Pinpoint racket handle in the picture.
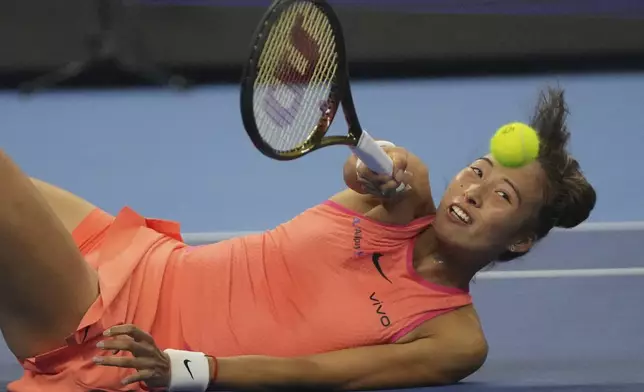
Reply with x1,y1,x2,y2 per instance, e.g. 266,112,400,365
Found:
350,130,394,175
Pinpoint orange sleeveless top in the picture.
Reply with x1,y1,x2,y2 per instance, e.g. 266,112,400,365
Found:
177,200,472,357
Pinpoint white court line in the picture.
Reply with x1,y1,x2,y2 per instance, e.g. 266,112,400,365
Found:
557,221,644,232
183,232,259,244
182,221,644,244
476,267,644,279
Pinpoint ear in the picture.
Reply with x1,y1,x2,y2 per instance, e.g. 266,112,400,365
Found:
507,236,535,253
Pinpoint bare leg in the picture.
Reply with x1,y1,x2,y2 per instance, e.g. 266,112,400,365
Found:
0,150,99,359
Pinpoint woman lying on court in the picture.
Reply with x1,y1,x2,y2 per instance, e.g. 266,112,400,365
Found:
2,87,595,391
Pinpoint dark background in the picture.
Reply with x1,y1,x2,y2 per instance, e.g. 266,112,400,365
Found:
2,0,644,88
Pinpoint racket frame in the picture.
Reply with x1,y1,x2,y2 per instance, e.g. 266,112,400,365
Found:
240,0,365,161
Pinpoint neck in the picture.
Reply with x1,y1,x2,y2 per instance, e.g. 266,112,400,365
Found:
415,228,490,290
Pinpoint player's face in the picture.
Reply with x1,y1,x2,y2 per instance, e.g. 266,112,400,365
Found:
433,155,546,259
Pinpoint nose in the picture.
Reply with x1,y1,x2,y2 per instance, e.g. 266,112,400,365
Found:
463,184,483,207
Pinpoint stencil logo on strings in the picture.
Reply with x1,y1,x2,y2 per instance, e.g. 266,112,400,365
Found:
264,14,321,128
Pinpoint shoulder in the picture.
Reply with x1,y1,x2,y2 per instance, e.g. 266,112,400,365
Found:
403,305,488,359
392,305,488,384
405,304,485,338
428,305,488,377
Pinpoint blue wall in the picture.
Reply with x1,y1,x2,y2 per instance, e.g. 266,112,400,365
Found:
2,73,642,232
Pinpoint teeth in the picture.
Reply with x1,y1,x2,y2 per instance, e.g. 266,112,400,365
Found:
450,206,471,223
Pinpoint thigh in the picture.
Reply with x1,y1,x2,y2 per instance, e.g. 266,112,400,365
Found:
31,177,98,234
0,228,100,360
0,153,103,359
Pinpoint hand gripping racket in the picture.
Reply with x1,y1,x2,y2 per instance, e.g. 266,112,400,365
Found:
240,0,395,175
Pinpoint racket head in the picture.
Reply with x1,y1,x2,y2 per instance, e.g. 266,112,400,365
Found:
240,0,360,161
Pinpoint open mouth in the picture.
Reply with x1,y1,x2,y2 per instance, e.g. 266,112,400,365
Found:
449,205,472,225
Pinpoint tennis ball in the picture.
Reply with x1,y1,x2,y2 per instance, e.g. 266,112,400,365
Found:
490,122,540,167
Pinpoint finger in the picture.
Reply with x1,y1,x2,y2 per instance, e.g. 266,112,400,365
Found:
398,169,414,186
356,176,384,188
93,355,157,370
378,178,402,193
356,163,390,183
120,368,156,386
382,171,413,191
97,336,155,358
105,324,154,344
356,171,392,189
356,177,383,196
387,149,408,178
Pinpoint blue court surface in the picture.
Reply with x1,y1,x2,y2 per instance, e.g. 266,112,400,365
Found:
0,222,641,391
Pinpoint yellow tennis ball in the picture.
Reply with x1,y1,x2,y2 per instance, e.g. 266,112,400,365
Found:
490,122,540,167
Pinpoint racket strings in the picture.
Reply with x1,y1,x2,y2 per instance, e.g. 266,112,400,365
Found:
253,1,338,153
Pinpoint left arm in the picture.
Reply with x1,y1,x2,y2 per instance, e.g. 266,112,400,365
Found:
212,333,487,391
95,322,487,391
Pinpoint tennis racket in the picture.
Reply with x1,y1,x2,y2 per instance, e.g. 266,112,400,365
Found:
240,0,395,175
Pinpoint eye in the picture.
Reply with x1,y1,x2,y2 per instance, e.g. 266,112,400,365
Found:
496,190,512,203
470,166,483,177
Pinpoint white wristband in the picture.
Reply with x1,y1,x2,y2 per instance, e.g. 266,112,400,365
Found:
164,349,210,392
355,140,396,171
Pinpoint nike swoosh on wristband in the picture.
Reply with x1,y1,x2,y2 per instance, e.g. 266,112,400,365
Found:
183,359,195,379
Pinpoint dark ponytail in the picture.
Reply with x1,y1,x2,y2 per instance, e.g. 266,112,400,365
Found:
497,87,596,262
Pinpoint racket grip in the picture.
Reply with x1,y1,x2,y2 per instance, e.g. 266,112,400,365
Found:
350,130,394,175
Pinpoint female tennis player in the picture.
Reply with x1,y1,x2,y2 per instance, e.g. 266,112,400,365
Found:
1,87,595,391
